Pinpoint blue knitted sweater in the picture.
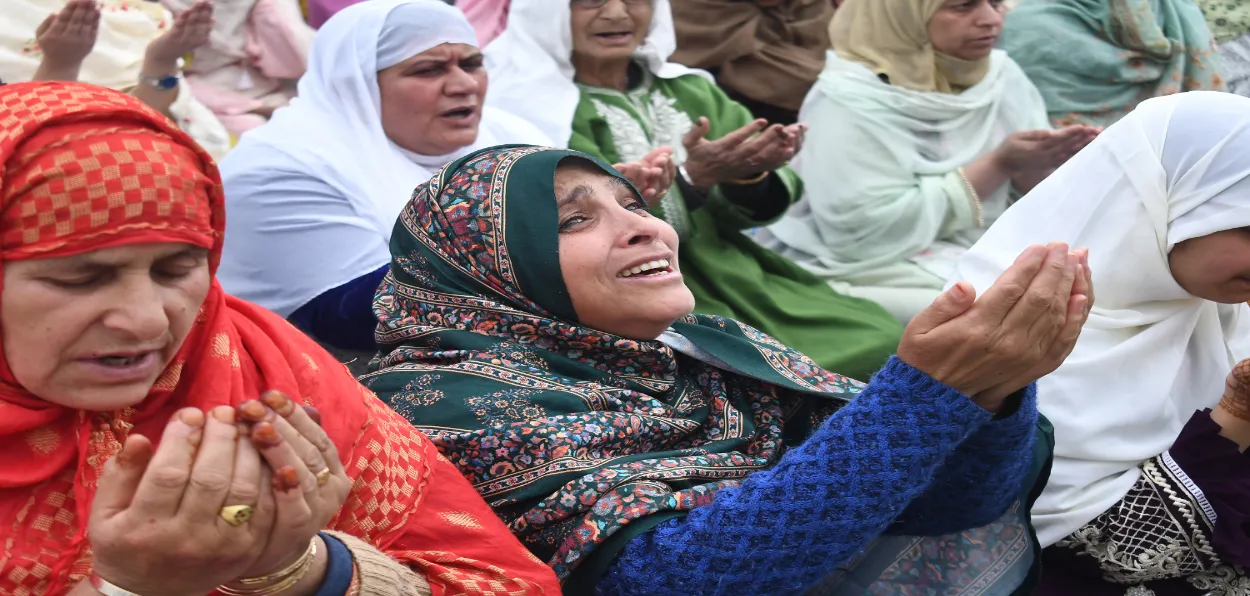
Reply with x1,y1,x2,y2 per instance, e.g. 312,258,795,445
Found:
596,357,1039,595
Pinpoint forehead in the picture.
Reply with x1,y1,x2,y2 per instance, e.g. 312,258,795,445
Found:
554,161,619,189
396,43,481,66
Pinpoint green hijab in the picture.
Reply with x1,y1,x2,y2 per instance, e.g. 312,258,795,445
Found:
362,145,865,589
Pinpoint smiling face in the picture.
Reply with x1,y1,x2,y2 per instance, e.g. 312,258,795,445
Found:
555,160,694,339
1,243,211,411
377,42,486,156
927,0,1005,61
569,0,653,66
1169,228,1250,304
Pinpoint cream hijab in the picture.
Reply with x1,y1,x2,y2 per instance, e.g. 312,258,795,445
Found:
950,91,1250,546
829,0,990,93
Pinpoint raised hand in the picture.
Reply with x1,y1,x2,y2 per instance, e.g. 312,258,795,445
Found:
144,0,214,72
32,0,100,82
613,147,676,208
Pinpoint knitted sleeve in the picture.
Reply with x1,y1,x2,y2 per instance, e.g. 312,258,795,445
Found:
595,357,996,596
288,264,389,352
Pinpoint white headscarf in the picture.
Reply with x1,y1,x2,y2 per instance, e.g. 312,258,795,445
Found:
217,0,549,318
950,91,1250,547
482,0,709,147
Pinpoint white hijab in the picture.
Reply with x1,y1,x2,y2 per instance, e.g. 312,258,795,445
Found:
217,0,548,317
482,0,709,147
950,91,1250,547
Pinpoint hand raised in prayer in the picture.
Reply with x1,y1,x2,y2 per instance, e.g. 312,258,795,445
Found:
144,0,214,73
681,118,803,189
994,126,1100,175
32,0,100,82
1213,359,1250,450
897,242,1093,413
614,147,677,209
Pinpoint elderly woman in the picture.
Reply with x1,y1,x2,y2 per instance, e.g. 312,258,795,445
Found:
216,0,555,369
1000,0,1225,128
483,0,903,381
755,0,1098,324
359,144,1096,594
670,0,835,124
0,82,559,595
952,91,1250,595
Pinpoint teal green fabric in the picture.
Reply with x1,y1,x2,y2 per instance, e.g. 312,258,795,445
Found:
1001,0,1226,127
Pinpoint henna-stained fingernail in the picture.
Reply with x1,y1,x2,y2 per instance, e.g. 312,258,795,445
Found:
261,390,294,416
252,422,282,447
237,399,268,423
274,465,301,492
303,405,322,426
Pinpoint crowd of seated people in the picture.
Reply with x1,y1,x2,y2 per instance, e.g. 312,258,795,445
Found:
4,0,1250,594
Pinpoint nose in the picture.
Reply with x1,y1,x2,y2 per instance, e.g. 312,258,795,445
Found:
444,65,481,97
101,273,170,342
975,0,1005,27
599,0,630,19
616,205,665,248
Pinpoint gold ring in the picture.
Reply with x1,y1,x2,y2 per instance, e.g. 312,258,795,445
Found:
315,468,332,486
653,190,668,201
220,504,254,526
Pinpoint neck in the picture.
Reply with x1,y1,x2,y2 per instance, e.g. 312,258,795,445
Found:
573,54,632,91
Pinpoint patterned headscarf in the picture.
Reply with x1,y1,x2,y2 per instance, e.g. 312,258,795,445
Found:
363,145,864,590
0,83,559,595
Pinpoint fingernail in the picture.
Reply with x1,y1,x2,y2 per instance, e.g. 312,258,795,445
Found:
212,406,234,424
252,422,281,447
274,465,300,492
178,408,204,427
950,283,967,299
237,399,268,422
261,390,294,416
303,405,322,426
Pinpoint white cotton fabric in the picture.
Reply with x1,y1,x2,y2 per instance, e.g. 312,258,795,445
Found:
949,91,1250,547
482,0,710,146
217,0,550,317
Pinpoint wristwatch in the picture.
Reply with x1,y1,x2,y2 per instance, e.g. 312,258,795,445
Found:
138,73,179,91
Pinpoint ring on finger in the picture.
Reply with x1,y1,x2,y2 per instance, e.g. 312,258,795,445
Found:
220,504,254,526
315,468,332,486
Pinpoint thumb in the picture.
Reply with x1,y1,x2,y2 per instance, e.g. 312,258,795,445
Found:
908,282,977,334
92,434,153,519
682,117,710,148
37,13,56,35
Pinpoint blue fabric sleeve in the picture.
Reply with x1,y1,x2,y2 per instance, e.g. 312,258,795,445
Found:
313,532,354,596
288,265,389,352
888,383,1039,536
596,357,1004,596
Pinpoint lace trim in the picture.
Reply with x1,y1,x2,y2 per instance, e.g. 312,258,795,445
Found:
1161,450,1218,527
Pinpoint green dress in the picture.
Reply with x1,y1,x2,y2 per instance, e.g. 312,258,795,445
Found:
568,66,902,381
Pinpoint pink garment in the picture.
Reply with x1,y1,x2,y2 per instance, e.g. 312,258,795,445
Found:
458,0,509,46
308,0,363,29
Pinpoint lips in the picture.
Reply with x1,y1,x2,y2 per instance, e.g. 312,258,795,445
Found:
618,258,672,278
440,106,478,120
593,31,634,43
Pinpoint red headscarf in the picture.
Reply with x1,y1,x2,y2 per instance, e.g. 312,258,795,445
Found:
0,82,558,596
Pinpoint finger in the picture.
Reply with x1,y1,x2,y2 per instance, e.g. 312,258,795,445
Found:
179,406,240,520
681,117,711,148
1078,249,1094,310
130,408,204,517
93,434,155,518
262,391,338,477
971,244,1048,323
303,405,322,426
1003,244,1077,345
216,422,265,532
715,118,768,148
37,13,55,36
904,282,978,335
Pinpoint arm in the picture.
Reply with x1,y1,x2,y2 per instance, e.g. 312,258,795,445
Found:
288,265,390,352
597,357,996,595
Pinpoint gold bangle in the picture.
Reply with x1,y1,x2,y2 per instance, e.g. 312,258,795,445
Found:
218,539,318,596
956,167,984,228
725,170,770,186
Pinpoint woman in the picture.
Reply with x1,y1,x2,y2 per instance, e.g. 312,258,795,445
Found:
670,0,835,124
169,0,315,136
360,143,1095,594
1000,0,1226,128
0,0,231,159
951,91,1250,595
483,0,904,381
1197,0,1250,96
215,0,550,367
755,0,1096,324
0,82,559,595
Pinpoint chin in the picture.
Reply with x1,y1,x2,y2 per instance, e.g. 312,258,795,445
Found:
45,383,153,412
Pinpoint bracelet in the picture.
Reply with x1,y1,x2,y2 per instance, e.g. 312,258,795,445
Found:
218,538,318,596
90,575,148,596
676,164,697,188
956,167,985,228
724,170,770,186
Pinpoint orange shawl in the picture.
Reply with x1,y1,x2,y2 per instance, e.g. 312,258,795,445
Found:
0,82,558,596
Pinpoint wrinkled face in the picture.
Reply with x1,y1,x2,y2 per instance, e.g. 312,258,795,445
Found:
377,43,486,156
555,160,694,340
569,0,653,65
927,0,1006,61
1169,228,1250,304
2,243,211,411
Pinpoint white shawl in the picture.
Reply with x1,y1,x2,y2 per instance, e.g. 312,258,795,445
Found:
482,0,709,147
950,91,1250,547
756,49,1050,281
217,0,549,318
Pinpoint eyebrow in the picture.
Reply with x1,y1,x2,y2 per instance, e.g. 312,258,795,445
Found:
557,184,595,209
51,247,209,270
405,52,484,67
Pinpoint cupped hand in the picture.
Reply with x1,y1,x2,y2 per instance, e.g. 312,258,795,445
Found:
145,0,214,69
994,126,1100,174
897,242,1092,412
681,117,799,189
614,147,676,208
89,406,277,595
230,391,349,581
35,0,100,71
